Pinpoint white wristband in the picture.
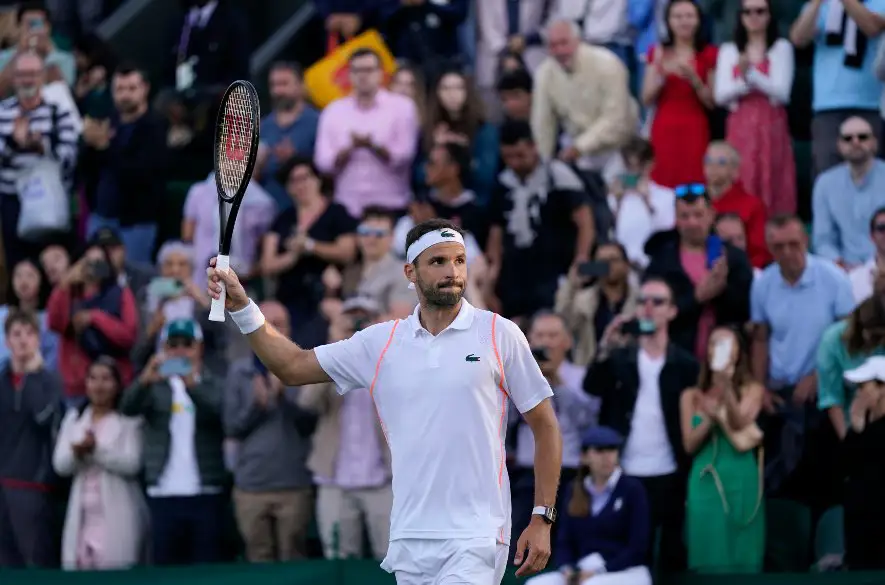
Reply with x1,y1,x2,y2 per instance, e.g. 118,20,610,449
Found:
229,299,266,335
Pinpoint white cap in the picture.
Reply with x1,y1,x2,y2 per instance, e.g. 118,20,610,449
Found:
844,356,885,384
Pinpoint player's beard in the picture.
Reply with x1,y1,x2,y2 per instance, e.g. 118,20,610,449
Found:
416,273,464,308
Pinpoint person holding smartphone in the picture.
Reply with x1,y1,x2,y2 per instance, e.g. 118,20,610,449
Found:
119,318,226,566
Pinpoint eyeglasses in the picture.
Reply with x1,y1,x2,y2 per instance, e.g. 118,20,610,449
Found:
841,133,872,143
166,338,194,349
357,225,390,237
674,183,708,201
741,7,768,16
637,296,669,307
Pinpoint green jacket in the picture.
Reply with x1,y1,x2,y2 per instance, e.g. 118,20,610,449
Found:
119,372,226,488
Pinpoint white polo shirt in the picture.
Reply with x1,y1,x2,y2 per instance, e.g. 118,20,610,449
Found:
314,300,553,545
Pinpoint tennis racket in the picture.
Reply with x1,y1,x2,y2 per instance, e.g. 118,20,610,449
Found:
208,80,261,322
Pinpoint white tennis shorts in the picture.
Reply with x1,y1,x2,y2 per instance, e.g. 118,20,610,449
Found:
380,537,510,585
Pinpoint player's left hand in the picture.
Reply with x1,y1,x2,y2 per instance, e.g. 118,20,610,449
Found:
514,517,551,576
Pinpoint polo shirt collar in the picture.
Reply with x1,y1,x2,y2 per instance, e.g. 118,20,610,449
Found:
584,466,623,497
779,254,816,288
407,299,476,337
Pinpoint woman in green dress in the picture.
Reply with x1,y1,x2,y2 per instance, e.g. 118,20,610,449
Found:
680,326,765,573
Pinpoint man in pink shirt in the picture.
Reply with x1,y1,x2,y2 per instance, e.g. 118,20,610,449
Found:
314,48,419,218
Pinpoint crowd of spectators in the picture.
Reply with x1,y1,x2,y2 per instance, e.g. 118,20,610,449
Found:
3,0,885,581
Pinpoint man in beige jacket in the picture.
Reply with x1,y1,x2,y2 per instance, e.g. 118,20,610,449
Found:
532,19,638,178
297,299,392,561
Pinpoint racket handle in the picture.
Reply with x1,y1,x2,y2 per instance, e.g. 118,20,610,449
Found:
208,254,230,323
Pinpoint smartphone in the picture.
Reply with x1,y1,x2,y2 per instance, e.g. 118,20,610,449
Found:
149,277,185,300
620,172,640,189
578,261,611,278
159,357,192,377
531,347,550,362
621,318,656,336
710,336,734,372
706,235,724,269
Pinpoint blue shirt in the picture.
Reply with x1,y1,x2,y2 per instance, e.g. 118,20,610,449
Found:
258,107,320,209
751,255,854,384
812,159,885,264
812,0,885,112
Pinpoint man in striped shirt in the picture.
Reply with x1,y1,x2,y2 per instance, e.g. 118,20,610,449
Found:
0,51,78,269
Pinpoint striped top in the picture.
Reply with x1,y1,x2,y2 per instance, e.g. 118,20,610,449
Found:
0,97,79,197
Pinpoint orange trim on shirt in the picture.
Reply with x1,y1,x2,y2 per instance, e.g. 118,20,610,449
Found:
368,320,400,443
491,314,510,544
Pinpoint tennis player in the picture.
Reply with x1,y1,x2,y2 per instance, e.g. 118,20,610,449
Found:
207,219,562,584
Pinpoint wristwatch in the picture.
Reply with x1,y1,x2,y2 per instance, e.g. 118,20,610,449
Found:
532,506,557,524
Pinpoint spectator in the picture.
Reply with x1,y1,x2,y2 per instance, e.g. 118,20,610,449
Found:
564,0,633,67
485,120,595,325
314,1,365,43
297,304,393,561
751,214,853,503
45,0,105,39
645,192,753,359
817,294,885,440
71,33,116,119
119,318,226,566
0,1,76,95
715,212,761,278
46,245,138,402
225,302,316,561
510,311,598,563
842,355,885,570
80,64,166,263
39,243,70,287
342,207,416,319
703,141,771,268
89,227,154,302
388,62,427,124
0,51,79,270
182,172,276,291
641,0,717,188
554,241,639,367
607,137,676,269
812,116,885,268
630,0,668,88
849,207,885,305
789,0,885,176
584,277,699,574
417,69,499,205
525,427,652,585
681,326,764,574
496,68,533,122
378,0,468,75
0,258,58,369
260,156,357,348
53,357,147,570
533,19,636,178
314,48,419,218
0,308,63,568
714,0,796,215
254,62,320,210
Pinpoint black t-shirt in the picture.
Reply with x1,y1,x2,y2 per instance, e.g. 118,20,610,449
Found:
423,191,490,250
488,161,587,285
270,202,357,309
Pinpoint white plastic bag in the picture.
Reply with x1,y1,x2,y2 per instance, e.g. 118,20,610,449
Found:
16,159,70,240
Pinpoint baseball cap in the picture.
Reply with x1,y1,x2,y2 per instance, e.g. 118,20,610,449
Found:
161,318,204,342
581,426,624,450
844,356,885,384
89,227,123,248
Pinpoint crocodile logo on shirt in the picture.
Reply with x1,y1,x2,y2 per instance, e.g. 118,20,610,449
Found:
465,354,480,362
440,230,456,238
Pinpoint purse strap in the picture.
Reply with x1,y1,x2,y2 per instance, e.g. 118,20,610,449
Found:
699,431,764,528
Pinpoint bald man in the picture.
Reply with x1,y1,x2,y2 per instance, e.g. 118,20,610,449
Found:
812,116,885,268
224,300,316,562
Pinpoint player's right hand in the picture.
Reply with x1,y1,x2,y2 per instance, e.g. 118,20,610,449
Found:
207,256,249,312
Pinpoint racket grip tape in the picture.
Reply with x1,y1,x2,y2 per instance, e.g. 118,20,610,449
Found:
208,254,230,323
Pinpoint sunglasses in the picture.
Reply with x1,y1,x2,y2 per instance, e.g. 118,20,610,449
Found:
166,338,194,349
674,183,708,200
638,295,669,307
357,225,390,237
741,7,768,16
841,133,872,142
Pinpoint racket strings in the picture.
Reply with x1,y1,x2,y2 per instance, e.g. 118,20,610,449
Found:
217,85,254,198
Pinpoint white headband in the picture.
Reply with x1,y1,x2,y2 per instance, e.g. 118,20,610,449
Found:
405,228,466,289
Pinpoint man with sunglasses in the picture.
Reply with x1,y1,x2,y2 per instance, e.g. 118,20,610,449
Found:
812,116,885,269
848,207,885,305
120,318,226,565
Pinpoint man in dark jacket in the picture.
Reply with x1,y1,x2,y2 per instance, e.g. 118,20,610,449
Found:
583,277,699,574
644,190,753,359
0,309,63,567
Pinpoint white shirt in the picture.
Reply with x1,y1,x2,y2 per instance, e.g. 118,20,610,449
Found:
848,257,876,306
620,349,677,477
608,183,676,268
148,376,201,497
314,300,552,544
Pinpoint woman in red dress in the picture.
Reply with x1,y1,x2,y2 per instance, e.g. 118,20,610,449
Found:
642,0,718,188
714,0,796,215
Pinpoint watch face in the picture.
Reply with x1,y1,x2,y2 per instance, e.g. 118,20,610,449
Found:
546,507,557,522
